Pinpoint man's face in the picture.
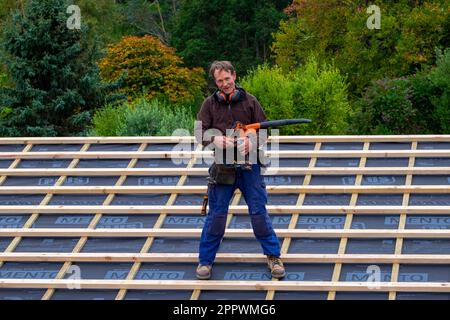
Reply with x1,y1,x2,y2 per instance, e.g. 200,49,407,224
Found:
214,69,236,95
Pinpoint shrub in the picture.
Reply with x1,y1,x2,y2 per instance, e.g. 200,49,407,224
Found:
241,64,295,129
241,57,351,135
352,78,418,134
89,103,126,136
89,97,195,136
291,57,351,135
428,48,450,133
352,47,450,134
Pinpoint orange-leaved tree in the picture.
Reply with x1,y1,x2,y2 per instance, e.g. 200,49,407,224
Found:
99,35,206,104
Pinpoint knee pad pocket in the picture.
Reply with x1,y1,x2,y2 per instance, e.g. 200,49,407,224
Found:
250,214,272,238
207,214,227,236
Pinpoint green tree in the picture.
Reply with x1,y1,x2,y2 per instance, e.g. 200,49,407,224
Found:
0,0,123,136
170,0,290,77
272,0,450,96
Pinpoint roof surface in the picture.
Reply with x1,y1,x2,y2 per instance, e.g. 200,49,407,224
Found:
0,135,449,300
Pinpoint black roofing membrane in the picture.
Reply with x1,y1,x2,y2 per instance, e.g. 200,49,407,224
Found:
296,215,345,229
80,238,146,253
266,158,311,168
136,262,197,280
303,194,351,205
0,144,24,152
339,264,392,282
3,176,59,186
320,142,364,150
412,175,450,185
0,215,29,228
31,214,158,229
145,143,195,151
76,159,130,168
310,175,356,185
173,194,204,205
162,215,205,229
18,159,71,168
402,239,450,254
417,142,450,150
14,238,79,252
369,142,411,150
31,144,82,152
405,215,450,229
0,289,46,300
398,264,450,282
288,239,341,254
136,159,189,168
0,194,44,205
415,158,450,167
32,214,93,228
316,158,360,167
48,194,107,205
218,238,267,254
96,215,158,229
268,142,315,151
361,175,406,185
345,239,396,254
87,143,140,152
184,176,209,186
62,176,119,186
111,194,169,205
365,158,409,167
356,194,403,206
409,194,450,206
62,262,133,279
0,262,64,279
0,237,13,251
149,238,200,253
351,215,400,229
0,160,13,168
123,175,180,186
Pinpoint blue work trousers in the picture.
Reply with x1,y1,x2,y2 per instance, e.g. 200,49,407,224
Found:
198,164,281,265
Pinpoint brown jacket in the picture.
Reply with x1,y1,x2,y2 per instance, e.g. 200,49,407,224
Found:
195,88,267,147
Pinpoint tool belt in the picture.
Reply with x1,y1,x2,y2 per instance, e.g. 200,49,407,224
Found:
208,163,236,185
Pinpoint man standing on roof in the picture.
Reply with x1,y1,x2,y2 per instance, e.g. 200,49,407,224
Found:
194,61,285,280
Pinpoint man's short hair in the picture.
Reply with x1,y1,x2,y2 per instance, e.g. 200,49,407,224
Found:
209,61,235,79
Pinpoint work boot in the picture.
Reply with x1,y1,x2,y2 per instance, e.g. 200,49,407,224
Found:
196,264,212,280
267,256,286,279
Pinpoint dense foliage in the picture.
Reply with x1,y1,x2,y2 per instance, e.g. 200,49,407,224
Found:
0,0,123,136
99,35,205,104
